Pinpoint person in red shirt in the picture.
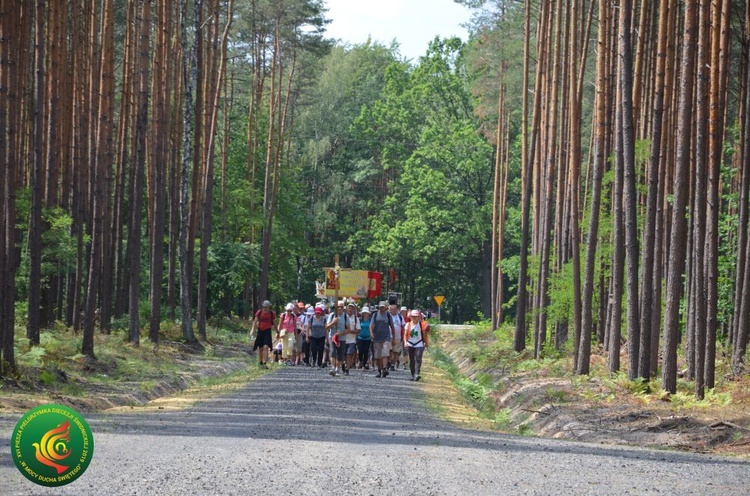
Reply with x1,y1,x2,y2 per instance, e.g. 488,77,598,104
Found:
251,300,276,369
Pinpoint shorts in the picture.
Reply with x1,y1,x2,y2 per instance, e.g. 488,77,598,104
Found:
294,332,305,353
373,341,389,360
391,340,403,354
283,332,295,358
254,329,273,351
330,340,346,362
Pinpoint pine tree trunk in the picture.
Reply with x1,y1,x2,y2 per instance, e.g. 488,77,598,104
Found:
516,0,549,353
149,0,170,343
179,0,197,343
663,0,699,393
27,0,46,346
0,0,19,373
582,0,610,372
619,0,642,381
126,0,151,345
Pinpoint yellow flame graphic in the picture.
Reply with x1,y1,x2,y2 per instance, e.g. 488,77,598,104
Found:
32,420,71,475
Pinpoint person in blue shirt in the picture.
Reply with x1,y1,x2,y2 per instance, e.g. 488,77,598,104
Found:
356,306,372,369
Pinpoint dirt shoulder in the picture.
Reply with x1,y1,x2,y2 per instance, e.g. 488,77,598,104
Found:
0,336,258,415
432,326,750,458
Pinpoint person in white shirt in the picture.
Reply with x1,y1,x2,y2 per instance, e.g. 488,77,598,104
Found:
404,309,429,381
343,302,361,374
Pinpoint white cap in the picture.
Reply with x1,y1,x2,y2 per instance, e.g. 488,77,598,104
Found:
400,306,408,311
285,303,294,311
361,306,371,314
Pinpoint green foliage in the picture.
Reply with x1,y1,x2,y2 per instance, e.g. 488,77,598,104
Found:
20,346,47,368
208,241,261,316
430,347,496,416
39,369,57,385
15,207,80,296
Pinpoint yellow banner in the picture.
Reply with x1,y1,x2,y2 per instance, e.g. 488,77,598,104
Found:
322,269,371,299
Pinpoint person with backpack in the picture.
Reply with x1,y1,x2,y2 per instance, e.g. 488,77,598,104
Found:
370,301,396,378
307,306,327,367
404,309,429,381
325,301,349,376
278,303,298,365
343,302,361,374
250,300,276,369
388,304,406,371
299,306,313,366
356,306,372,369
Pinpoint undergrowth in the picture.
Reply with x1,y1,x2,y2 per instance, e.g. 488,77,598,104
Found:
3,317,253,394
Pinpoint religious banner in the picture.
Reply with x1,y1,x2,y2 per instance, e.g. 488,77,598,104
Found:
321,269,382,299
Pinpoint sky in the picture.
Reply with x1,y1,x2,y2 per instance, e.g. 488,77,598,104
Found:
323,0,473,61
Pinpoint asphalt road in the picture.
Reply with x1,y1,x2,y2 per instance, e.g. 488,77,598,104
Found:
1,363,749,495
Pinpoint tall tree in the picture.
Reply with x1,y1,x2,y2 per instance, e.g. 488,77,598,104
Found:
663,0,699,394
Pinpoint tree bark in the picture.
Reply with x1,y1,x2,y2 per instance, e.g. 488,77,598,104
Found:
663,0,699,394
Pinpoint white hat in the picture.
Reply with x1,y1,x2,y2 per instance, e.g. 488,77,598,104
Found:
400,306,408,311
305,307,314,315
410,309,421,317
285,303,294,311
378,301,387,308
361,306,371,314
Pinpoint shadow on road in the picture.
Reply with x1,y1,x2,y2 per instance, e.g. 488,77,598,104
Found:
29,366,739,469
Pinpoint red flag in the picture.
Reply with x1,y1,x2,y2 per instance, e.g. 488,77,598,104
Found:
367,271,382,299
389,268,398,283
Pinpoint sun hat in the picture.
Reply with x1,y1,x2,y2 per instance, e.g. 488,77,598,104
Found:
285,303,294,311
347,302,357,308
410,309,421,317
378,301,387,308
361,306,371,314
306,307,314,315
262,300,271,307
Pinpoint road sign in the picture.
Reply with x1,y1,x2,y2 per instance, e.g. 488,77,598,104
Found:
434,295,444,306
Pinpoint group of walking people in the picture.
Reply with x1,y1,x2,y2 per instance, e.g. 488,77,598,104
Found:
250,299,430,381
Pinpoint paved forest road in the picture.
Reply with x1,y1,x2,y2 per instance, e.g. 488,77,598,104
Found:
1,364,749,495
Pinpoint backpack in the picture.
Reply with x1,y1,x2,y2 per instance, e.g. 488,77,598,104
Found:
281,313,297,327
255,310,276,330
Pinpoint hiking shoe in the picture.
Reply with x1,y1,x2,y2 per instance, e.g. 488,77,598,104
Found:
383,369,389,378
415,375,421,381
376,370,382,378
389,365,395,371
364,364,370,370
409,375,415,381
344,369,350,376
329,369,336,376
